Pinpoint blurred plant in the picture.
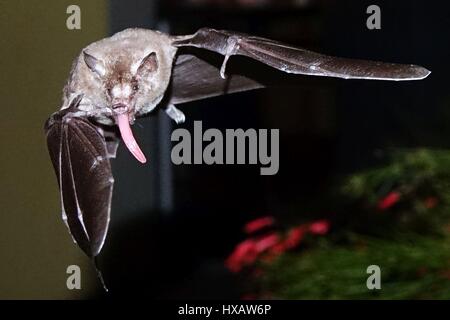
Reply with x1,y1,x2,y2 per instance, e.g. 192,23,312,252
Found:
244,216,275,234
259,235,450,299
225,149,450,299
339,149,450,236
225,217,330,272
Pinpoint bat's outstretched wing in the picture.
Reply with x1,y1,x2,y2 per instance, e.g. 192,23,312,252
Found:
169,28,430,104
167,49,264,105
45,96,115,258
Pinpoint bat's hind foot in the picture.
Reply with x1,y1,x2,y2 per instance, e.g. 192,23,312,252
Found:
165,104,185,124
220,35,242,79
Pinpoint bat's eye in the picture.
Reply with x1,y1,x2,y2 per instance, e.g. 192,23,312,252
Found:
132,84,139,91
107,88,112,96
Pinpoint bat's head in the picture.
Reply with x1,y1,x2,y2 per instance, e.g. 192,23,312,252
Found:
72,28,177,163
82,50,161,119
82,50,164,163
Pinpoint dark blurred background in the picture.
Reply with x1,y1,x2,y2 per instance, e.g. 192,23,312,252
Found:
0,0,446,299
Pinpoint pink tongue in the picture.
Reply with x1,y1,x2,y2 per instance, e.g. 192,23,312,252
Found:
115,113,147,163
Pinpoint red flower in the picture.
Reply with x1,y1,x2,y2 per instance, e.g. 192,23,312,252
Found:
377,191,401,210
284,226,306,249
254,233,280,253
226,217,333,272
244,216,275,234
424,197,438,209
309,220,330,235
225,239,258,272
226,233,280,272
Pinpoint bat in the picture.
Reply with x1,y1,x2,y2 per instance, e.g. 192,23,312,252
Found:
44,28,430,288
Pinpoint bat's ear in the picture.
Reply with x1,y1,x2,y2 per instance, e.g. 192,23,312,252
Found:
136,52,158,78
83,51,106,78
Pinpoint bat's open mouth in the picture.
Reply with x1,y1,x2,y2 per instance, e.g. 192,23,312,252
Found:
112,103,128,115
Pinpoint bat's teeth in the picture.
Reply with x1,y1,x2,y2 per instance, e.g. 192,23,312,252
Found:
115,113,147,163
112,104,128,114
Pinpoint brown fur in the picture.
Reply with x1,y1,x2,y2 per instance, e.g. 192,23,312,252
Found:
62,28,178,125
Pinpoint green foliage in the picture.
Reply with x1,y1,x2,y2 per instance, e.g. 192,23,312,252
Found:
259,235,450,299
244,149,450,299
338,149,450,235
